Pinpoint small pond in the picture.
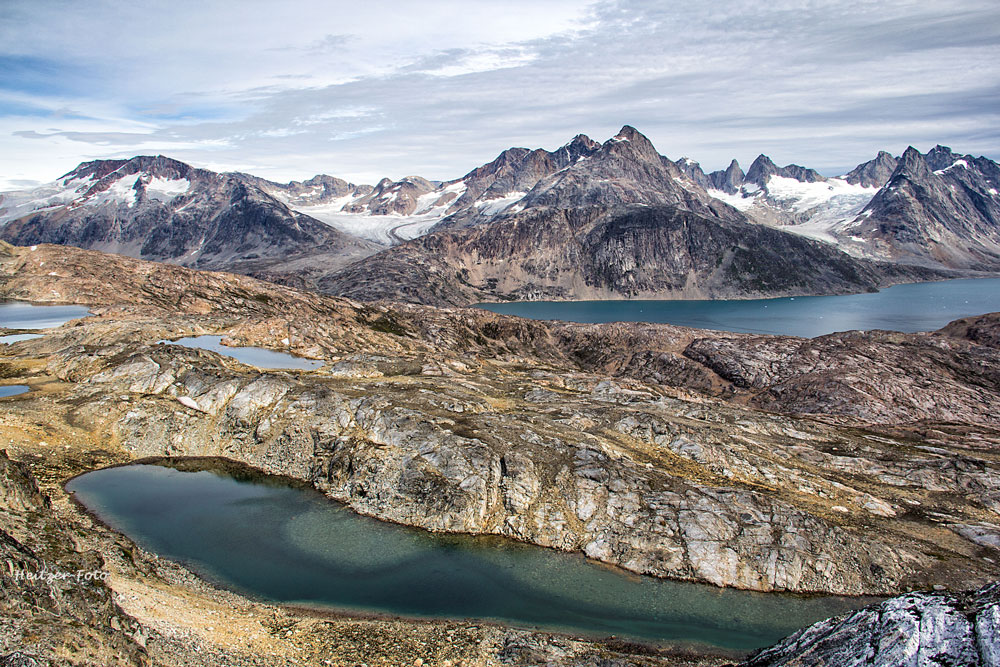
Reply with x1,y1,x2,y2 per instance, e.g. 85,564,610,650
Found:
0,301,91,330
158,336,323,370
68,462,877,652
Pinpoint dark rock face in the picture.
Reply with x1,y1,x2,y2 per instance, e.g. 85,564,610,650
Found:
0,156,377,273
320,202,943,306
844,150,899,188
709,159,745,194
672,157,714,190
740,582,1000,667
512,126,738,222
744,155,823,188
343,175,438,216
235,172,373,207
851,146,1000,269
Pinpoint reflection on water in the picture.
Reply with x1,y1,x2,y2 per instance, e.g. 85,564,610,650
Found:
158,335,323,370
0,334,44,344
0,385,29,398
0,301,91,330
477,278,1000,338
68,463,876,651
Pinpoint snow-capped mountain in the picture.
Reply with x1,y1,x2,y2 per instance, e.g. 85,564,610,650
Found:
677,146,1000,270
0,156,376,272
319,126,943,306
1,129,995,304
845,146,1000,268
243,133,605,243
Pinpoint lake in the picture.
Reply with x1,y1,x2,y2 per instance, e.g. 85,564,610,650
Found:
0,301,91,330
0,385,29,397
476,278,1000,338
158,335,324,371
67,462,875,652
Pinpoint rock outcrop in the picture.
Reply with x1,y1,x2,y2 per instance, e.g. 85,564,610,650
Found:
741,582,1000,666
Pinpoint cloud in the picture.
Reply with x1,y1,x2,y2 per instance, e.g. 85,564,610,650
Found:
1,0,998,185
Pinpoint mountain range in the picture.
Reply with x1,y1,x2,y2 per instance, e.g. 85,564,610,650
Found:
2,126,998,305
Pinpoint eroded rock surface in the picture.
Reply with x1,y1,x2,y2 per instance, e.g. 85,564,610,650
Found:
741,582,1000,667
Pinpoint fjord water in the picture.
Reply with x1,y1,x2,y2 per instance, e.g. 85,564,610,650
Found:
0,301,90,330
159,335,324,370
477,278,1000,337
68,464,873,651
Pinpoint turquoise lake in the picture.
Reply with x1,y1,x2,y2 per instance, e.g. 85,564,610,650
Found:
68,463,875,652
476,278,1000,337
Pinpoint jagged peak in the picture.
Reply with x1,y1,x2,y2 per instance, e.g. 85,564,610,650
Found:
567,133,599,150
745,154,779,185
613,124,643,141
748,154,777,170
892,146,933,180
925,145,962,172
600,125,660,162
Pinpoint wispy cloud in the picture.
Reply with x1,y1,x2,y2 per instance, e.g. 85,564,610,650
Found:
0,0,998,187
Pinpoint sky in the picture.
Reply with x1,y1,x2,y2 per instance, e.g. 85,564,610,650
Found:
1,0,999,190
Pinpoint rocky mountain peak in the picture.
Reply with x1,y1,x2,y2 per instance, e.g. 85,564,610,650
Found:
567,133,600,152
708,159,746,194
894,146,934,181
602,125,661,162
61,155,196,185
672,157,713,190
925,144,960,172
550,134,600,166
745,154,780,186
845,150,899,187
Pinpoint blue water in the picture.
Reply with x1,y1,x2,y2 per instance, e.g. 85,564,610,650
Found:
158,335,323,371
68,463,876,651
0,385,29,397
0,334,43,344
0,301,91,330
476,278,1000,338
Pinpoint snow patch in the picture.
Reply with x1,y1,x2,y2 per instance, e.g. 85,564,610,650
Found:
0,174,98,224
475,191,525,216
934,159,968,174
765,176,877,213
102,175,141,208
145,176,191,201
707,189,757,212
